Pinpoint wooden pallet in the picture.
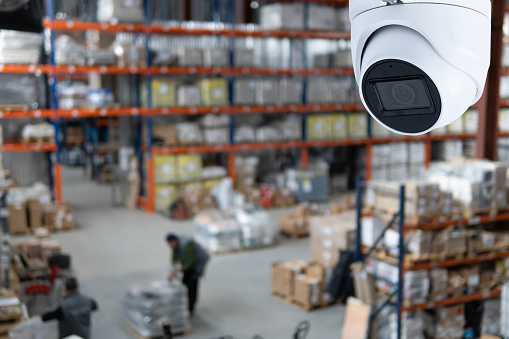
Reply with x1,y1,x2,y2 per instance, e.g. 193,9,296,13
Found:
0,105,29,112
460,206,509,219
372,249,464,268
83,103,121,110
122,321,191,339
0,317,22,337
21,136,54,145
280,231,309,240
272,292,333,312
9,229,31,236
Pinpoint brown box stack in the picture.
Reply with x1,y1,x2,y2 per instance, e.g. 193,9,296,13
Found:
350,262,376,306
273,188,296,208
184,188,217,217
236,186,261,206
436,304,465,339
8,203,28,235
309,211,356,267
279,203,321,237
27,199,42,229
43,201,75,232
271,260,309,297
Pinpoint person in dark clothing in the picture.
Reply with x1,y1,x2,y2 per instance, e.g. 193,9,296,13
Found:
167,233,210,315
42,277,98,339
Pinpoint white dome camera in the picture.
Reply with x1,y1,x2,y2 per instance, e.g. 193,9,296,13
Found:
350,0,491,135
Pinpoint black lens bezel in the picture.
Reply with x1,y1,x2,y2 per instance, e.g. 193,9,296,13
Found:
362,59,442,134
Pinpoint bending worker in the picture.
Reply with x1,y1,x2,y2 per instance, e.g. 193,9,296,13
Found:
166,233,210,315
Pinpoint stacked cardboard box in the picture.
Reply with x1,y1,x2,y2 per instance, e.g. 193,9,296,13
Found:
272,260,331,309
235,156,259,188
43,201,75,232
279,203,320,238
436,305,465,339
0,289,23,337
309,210,356,267
183,188,216,217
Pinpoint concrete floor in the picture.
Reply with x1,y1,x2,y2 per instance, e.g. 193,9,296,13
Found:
38,167,345,339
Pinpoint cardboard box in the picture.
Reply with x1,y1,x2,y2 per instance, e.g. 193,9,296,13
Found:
273,188,295,208
437,304,465,320
151,125,177,147
43,203,67,231
279,260,309,297
177,154,202,181
154,155,178,184
234,49,255,68
8,203,28,235
279,215,308,235
177,47,203,67
293,275,322,306
307,76,330,104
27,199,42,229
341,298,371,339
184,187,216,217
256,79,279,105
279,78,303,105
200,78,229,107
351,262,376,306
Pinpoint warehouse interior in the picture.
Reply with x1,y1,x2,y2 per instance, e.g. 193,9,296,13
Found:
0,0,509,339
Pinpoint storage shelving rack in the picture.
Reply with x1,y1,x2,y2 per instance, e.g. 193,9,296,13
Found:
355,177,509,338
0,0,491,211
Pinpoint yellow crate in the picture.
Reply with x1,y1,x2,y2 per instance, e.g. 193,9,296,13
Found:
155,185,178,213
307,114,330,140
177,154,203,181
150,79,177,108
200,78,229,107
154,155,178,184
330,113,348,139
348,112,368,138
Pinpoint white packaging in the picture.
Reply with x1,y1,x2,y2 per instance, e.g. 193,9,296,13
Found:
256,79,279,105
203,48,230,67
308,4,336,31
259,3,305,31
361,216,385,247
234,79,256,105
177,85,202,107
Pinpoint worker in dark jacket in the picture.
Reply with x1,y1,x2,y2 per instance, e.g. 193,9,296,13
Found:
167,233,210,315
42,277,98,339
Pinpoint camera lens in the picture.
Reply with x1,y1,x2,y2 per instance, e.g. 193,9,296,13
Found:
392,83,415,105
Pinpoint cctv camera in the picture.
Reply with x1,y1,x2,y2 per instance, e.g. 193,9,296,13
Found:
350,0,491,135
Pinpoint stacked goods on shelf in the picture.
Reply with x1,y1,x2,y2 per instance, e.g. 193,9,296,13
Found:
97,0,145,22
65,126,85,145
58,82,115,109
371,143,426,181
310,209,357,267
0,74,45,110
0,30,42,64
0,289,24,337
20,123,55,144
200,114,230,145
428,158,507,214
271,260,333,311
259,3,347,32
7,184,75,235
235,156,258,188
183,188,217,217
433,140,465,160
122,281,190,338
284,158,329,202
279,203,321,239
365,180,452,225
307,76,359,104
501,281,509,337
194,207,275,255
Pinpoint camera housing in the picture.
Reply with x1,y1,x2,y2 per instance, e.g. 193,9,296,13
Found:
350,0,491,135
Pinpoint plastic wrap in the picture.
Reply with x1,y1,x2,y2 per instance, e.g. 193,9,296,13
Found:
98,0,145,22
201,166,227,180
279,78,303,105
194,210,242,253
0,74,44,109
233,207,276,248
86,48,117,66
177,47,203,67
0,30,42,64
177,86,202,107
256,79,279,105
58,82,89,109
203,48,230,67
234,79,256,105
274,115,302,141
21,123,55,141
234,125,256,144
55,35,85,65
200,114,230,128
175,123,203,145
8,316,58,339
203,128,230,145
256,126,281,143
123,281,190,337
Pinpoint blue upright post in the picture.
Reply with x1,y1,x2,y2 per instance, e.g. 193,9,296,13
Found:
355,174,363,262
227,0,235,145
45,0,61,201
397,184,406,339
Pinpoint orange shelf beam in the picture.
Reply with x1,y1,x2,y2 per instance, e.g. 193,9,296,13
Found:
403,289,501,312
429,133,477,141
2,142,57,153
501,99,509,107
410,250,509,271
58,107,148,118
55,65,146,74
44,19,350,40
0,64,52,73
152,145,234,155
405,211,509,231
0,109,53,119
